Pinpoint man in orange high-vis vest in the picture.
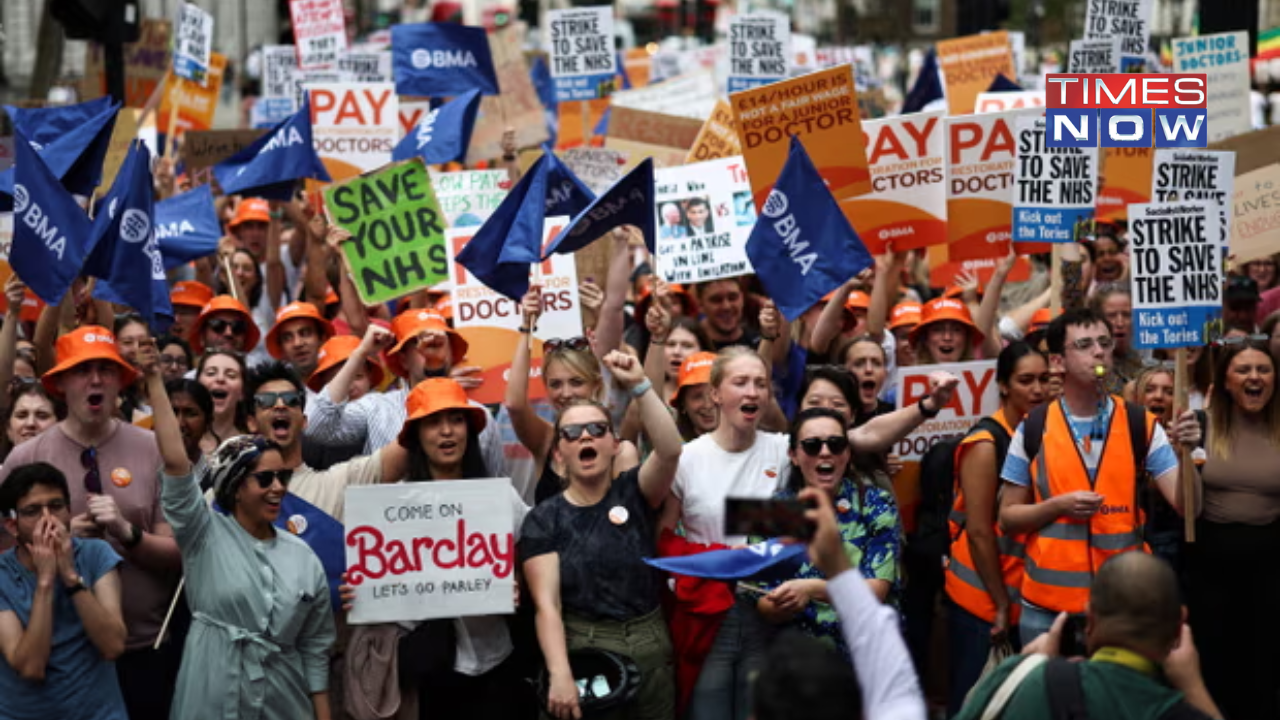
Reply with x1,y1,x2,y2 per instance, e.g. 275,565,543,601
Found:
997,308,1202,646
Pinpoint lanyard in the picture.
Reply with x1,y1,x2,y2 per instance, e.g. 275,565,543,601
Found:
1091,646,1159,677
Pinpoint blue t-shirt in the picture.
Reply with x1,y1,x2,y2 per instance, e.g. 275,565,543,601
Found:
0,538,128,720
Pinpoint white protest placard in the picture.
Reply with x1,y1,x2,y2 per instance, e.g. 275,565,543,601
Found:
609,71,718,121
344,480,516,625
262,45,299,99
1083,0,1153,72
289,0,348,70
1129,202,1223,349
894,359,998,460
974,91,1045,114
1066,38,1121,74
844,109,947,254
1152,150,1234,246
1012,115,1097,243
654,156,756,284
1172,32,1250,143
562,147,629,195
547,7,617,102
339,50,393,83
306,82,398,177
1231,164,1280,264
429,169,510,228
728,12,790,93
174,3,214,86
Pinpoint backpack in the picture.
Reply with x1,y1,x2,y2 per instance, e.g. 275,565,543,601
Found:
911,417,1012,560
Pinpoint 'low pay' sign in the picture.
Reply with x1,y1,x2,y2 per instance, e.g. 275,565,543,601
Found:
324,158,449,305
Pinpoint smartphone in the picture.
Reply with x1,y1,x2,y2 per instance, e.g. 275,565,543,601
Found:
723,497,815,541
1058,615,1087,658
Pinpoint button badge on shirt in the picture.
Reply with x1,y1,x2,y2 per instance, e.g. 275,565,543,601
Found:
287,514,308,535
836,498,852,514
609,506,629,525
110,468,132,488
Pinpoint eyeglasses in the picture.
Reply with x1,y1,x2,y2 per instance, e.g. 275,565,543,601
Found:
1214,333,1269,347
253,390,305,411
250,469,293,489
1069,336,1115,352
81,446,102,494
543,337,590,354
798,435,850,457
160,355,190,368
208,318,248,336
12,499,69,519
558,421,611,442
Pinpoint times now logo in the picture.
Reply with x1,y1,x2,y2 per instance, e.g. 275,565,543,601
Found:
1045,73,1208,149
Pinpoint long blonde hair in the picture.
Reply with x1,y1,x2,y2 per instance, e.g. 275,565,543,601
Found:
1207,340,1280,459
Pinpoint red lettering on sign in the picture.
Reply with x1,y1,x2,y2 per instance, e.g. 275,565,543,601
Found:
345,519,515,585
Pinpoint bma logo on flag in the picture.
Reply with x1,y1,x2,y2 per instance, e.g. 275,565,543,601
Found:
109,198,151,245
415,108,441,149
760,189,817,275
411,49,478,70
11,184,69,261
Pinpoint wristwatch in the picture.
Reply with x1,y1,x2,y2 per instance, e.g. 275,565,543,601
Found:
918,396,941,419
66,577,87,596
121,523,144,550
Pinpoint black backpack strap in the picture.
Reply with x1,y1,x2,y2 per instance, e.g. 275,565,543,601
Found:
1020,404,1050,470
1124,401,1150,475
1044,657,1090,720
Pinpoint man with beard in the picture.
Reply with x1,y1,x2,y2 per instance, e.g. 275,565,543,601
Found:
692,278,791,367
0,328,181,720
0,463,128,719
263,302,333,387
306,312,504,472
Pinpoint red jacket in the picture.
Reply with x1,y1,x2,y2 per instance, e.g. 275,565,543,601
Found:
657,529,736,716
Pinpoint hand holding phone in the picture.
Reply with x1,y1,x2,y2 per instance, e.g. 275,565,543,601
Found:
724,497,816,541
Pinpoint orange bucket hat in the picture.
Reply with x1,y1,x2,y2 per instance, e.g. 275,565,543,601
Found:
229,198,271,229
397,377,488,446
265,302,334,359
19,290,45,324
909,297,984,345
42,325,139,394
171,280,214,311
845,290,871,312
670,351,717,405
306,335,386,393
190,295,262,355
887,302,922,331
815,290,856,333
635,283,698,322
387,309,468,378
1028,308,1057,335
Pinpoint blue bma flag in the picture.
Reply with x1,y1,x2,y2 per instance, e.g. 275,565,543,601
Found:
10,126,93,305
542,158,654,258
746,136,873,322
214,92,330,200
645,540,807,580
276,494,347,612
155,185,222,270
85,141,173,334
456,150,594,300
902,48,944,114
392,88,483,165
392,24,500,98
0,97,120,203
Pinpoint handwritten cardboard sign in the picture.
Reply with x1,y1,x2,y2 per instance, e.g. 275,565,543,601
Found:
290,0,348,70
1231,163,1280,264
654,156,756,284
180,128,266,187
561,147,629,195
1172,32,1250,143
429,169,510,227
606,107,704,151
686,99,742,163
324,158,448,304
345,480,516,624
174,3,214,85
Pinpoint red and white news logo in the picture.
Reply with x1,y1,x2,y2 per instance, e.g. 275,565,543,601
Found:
1045,74,1207,149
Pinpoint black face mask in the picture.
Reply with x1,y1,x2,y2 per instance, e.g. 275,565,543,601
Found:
422,366,450,379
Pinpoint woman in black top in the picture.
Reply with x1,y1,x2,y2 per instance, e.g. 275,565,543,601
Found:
520,351,684,720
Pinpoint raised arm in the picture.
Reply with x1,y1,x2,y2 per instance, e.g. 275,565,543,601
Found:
604,351,682,508
325,325,393,406
302,212,330,306
866,251,903,341
976,247,1016,358
809,278,857,355
505,286,555,464
592,229,634,359
146,342,192,478
642,298,673,398
0,276,27,398
264,202,287,313
848,373,958,455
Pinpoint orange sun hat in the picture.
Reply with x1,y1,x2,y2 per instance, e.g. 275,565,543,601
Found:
189,295,262,355
845,290,871,312
398,377,489,446
306,335,386,393
264,302,334,359
909,297,984,345
42,326,138,395
887,302,923,331
386,309,468,378
170,280,214,311
229,198,271,229
670,351,716,405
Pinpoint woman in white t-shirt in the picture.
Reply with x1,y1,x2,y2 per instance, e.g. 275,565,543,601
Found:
673,346,958,720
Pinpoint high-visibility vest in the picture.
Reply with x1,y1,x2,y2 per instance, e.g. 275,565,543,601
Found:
1022,399,1154,614
945,409,1026,624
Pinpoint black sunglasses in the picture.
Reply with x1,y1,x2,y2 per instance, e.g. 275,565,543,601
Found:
81,446,102,494
253,390,305,411
797,435,850,457
208,318,249,336
250,469,293,489
544,337,590,354
558,421,611,442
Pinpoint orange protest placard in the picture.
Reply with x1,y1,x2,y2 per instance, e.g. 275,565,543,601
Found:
936,31,1016,117
945,106,1041,261
732,65,872,214
159,52,227,135
1096,147,1154,222
686,99,741,163
844,110,948,254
